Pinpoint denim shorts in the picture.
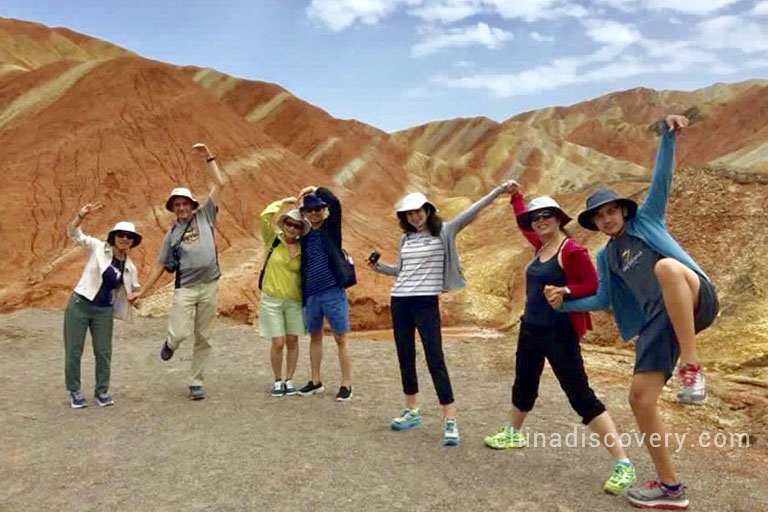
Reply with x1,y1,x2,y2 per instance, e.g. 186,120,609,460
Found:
304,287,350,334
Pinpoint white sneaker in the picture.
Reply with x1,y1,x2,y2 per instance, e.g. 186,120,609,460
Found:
677,364,706,405
284,380,297,396
270,380,284,397
443,418,461,446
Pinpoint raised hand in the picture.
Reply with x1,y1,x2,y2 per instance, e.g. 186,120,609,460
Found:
665,115,689,132
501,180,521,194
192,142,213,158
78,202,105,218
297,186,318,205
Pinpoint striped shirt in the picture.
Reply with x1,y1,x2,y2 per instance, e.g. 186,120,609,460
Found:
304,229,337,297
391,233,445,297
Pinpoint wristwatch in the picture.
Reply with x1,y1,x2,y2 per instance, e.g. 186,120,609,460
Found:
564,287,572,297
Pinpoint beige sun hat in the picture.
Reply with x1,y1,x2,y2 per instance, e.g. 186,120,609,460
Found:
165,187,199,212
277,209,311,236
107,221,142,247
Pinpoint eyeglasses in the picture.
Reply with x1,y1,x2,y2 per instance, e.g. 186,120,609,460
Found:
530,210,558,223
115,232,134,240
283,221,304,231
302,206,324,213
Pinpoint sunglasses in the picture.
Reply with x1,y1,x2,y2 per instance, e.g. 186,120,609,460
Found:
302,206,325,213
283,221,304,231
530,210,558,223
115,232,135,240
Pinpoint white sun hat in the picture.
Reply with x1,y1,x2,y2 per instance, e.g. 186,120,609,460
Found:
165,187,199,212
396,192,439,214
277,209,311,236
107,221,142,247
515,196,572,231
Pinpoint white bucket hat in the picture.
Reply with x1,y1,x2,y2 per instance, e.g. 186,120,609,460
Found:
516,196,572,231
277,209,311,236
107,221,142,247
165,187,200,212
396,192,439,215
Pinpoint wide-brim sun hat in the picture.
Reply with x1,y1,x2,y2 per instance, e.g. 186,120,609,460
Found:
577,188,638,231
516,196,572,232
395,192,439,217
277,209,311,236
165,187,200,212
107,221,142,247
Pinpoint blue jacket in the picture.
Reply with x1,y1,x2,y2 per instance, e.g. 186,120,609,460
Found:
561,121,710,341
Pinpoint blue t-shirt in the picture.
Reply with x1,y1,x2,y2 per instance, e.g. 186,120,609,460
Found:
91,257,125,307
304,229,337,297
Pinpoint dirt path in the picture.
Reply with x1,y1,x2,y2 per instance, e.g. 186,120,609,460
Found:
1,309,766,512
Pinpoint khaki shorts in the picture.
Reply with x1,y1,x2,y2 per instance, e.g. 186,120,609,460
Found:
259,293,305,339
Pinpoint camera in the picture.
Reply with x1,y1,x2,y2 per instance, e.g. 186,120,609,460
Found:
368,250,381,265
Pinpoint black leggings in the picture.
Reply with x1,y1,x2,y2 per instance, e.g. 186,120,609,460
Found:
512,320,605,425
391,295,454,405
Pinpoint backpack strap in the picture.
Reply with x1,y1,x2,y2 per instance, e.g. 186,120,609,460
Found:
258,237,282,290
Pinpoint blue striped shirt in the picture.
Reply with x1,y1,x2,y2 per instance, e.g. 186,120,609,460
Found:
304,230,337,297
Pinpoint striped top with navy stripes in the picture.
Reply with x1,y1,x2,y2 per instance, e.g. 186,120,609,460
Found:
391,233,445,297
304,229,338,297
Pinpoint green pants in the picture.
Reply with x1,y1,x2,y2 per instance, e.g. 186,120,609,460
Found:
64,293,114,395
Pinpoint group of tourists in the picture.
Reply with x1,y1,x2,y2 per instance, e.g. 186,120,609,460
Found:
62,115,715,510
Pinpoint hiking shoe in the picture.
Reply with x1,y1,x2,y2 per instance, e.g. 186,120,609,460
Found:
390,408,422,431
69,390,87,409
625,481,689,510
271,380,284,397
484,424,527,449
297,381,324,396
336,386,353,402
443,418,461,446
188,386,207,400
94,393,114,408
604,461,637,495
160,341,175,361
284,380,297,396
677,363,706,405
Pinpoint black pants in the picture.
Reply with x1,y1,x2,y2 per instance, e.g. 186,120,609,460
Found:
391,296,454,405
512,320,605,425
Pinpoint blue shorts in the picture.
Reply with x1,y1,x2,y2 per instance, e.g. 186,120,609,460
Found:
305,287,350,334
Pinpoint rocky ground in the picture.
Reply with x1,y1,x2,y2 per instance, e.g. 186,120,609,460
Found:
1,309,766,512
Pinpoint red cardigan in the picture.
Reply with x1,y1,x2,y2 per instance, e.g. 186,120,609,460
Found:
511,192,597,339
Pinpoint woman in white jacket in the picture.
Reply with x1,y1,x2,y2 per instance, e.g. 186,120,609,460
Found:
64,202,141,409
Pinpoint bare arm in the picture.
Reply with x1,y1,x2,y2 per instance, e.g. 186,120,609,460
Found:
67,202,105,251
192,143,225,204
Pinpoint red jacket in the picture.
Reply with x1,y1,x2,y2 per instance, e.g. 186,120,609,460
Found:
511,192,597,339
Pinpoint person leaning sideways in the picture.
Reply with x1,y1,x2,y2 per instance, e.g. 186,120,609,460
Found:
130,143,225,401
295,186,355,402
555,114,718,510
370,181,513,446
484,182,636,496
258,197,310,397
64,202,141,409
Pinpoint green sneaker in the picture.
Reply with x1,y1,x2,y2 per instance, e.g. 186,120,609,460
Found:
604,461,637,495
484,424,527,449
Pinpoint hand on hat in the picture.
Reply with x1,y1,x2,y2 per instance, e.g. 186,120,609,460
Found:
664,115,689,132
297,186,318,206
544,285,567,309
78,202,105,218
283,196,299,206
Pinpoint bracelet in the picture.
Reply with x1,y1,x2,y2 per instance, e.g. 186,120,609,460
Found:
206,155,216,162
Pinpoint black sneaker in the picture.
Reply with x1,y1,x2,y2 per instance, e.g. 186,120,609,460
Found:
336,385,353,402
188,386,207,400
68,390,87,409
95,393,114,408
160,341,174,361
297,381,324,396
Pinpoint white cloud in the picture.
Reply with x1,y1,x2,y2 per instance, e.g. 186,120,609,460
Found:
412,22,513,57
698,15,768,52
582,18,642,46
530,31,555,42
668,16,682,24
307,0,406,31
594,0,740,15
455,60,475,67
743,58,768,69
752,1,768,15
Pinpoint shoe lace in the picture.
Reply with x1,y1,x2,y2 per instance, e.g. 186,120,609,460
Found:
644,480,662,490
679,364,699,387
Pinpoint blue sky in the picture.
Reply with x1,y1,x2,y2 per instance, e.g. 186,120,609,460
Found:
3,1,768,132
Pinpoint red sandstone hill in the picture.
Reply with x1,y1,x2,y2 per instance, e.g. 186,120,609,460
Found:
0,17,766,370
